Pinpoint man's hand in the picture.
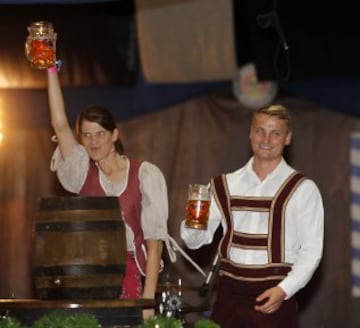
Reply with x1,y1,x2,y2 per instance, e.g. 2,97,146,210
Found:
254,286,286,314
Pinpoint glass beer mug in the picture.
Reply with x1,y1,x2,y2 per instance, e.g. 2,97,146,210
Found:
185,184,211,230
25,21,57,69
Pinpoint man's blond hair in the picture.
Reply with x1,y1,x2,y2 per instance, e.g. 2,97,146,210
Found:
253,104,291,128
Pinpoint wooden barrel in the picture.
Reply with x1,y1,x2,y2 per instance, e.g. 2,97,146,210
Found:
33,196,126,300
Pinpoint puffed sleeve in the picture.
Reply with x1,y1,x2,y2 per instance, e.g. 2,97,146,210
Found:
139,161,169,240
50,143,89,194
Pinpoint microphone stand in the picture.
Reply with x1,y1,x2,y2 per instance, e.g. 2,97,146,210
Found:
199,253,219,298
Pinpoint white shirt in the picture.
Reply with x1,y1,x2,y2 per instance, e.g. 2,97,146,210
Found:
181,157,324,298
50,143,169,251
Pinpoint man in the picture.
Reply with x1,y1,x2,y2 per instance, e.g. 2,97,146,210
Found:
180,104,324,328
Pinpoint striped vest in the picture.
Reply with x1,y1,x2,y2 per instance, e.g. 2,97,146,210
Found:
211,171,305,282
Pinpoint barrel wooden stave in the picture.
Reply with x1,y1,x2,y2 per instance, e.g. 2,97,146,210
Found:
33,196,126,300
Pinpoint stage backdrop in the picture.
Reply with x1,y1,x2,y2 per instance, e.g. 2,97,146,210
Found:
0,88,359,327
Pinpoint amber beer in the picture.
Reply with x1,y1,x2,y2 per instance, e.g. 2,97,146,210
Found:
185,184,211,230
25,21,57,69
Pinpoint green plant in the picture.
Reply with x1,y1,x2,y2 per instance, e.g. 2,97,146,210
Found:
140,315,182,328
194,318,220,328
31,311,99,328
140,315,220,328
0,311,220,328
0,316,23,328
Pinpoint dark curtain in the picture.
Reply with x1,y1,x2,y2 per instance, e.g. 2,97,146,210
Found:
0,2,136,88
0,88,358,327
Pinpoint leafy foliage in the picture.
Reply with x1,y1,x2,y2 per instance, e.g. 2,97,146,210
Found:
140,315,220,328
0,317,23,328
31,311,99,328
194,318,220,328
140,315,183,328
0,311,219,328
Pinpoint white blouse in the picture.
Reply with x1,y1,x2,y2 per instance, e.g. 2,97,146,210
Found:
50,143,169,251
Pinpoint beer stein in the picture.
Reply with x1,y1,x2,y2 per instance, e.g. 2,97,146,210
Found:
185,184,211,230
25,21,57,69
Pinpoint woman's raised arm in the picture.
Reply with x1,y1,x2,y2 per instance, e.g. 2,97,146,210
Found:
47,68,77,159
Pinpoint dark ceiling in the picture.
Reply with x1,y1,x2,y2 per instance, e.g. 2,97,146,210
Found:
0,0,359,124
0,0,358,81
233,1,360,81
1,0,357,82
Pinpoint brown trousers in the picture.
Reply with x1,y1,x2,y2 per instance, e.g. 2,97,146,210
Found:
210,276,299,328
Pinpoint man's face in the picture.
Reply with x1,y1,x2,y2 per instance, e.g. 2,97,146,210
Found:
249,113,292,162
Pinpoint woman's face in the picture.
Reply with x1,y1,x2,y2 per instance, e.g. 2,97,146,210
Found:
80,120,118,161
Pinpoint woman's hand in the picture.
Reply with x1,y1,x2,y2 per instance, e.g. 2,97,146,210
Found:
142,308,155,320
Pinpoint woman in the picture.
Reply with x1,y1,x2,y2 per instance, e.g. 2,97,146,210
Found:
47,66,169,319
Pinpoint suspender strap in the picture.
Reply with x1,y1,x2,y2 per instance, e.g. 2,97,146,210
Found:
270,172,305,262
231,198,272,211
220,259,291,281
211,175,232,259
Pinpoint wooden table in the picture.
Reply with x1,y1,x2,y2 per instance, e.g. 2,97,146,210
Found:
0,298,155,327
